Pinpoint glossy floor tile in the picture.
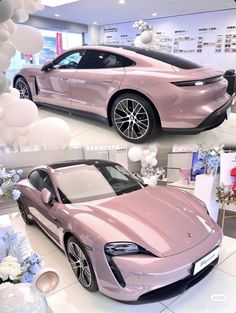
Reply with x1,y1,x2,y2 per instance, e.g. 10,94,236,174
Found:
1,210,236,313
38,105,236,148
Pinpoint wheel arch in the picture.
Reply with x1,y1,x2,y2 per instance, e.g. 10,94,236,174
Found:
13,74,25,87
107,89,161,127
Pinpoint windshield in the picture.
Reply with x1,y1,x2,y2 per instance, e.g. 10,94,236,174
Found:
55,163,142,203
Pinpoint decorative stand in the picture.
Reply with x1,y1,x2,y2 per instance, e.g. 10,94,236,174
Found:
194,174,220,222
220,201,236,231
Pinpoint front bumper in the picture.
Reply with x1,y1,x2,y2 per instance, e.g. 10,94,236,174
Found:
97,227,222,302
163,96,233,134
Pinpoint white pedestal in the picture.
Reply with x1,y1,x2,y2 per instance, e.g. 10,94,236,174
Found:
194,174,220,222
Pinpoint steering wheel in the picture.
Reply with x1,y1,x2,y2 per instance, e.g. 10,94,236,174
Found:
67,61,78,69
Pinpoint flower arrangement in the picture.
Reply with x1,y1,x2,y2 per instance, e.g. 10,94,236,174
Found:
195,145,224,175
0,227,43,284
0,168,22,201
133,20,153,32
216,184,236,206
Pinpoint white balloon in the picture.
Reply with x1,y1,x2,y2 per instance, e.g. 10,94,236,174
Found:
0,29,10,42
0,107,4,119
148,144,158,154
11,25,44,54
0,126,19,144
14,0,24,10
28,117,72,149
15,125,30,136
149,175,157,185
5,20,15,33
4,99,38,127
128,146,142,162
140,31,153,44
142,149,150,156
0,41,16,58
134,36,145,48
0,92,15,108
24,1,38,14
151,158,158,167
0,53,10,72
145,155,154,164
0,0,14,23
0,23,8,31
0,73,8,94
13,9,29,23
9,87,20,98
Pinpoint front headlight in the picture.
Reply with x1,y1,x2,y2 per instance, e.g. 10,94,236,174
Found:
105,242,141,256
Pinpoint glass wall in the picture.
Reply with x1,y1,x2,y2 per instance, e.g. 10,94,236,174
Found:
7,28,83,81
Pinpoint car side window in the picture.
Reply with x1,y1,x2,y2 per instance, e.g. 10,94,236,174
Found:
78,50,133,69
105,166,129,182
55,51,85,69
28,170,56,198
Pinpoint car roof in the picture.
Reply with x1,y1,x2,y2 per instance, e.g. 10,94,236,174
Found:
49,159,118,170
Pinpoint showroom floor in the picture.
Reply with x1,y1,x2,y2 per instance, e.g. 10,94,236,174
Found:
1,208,236,313
38,99,236,149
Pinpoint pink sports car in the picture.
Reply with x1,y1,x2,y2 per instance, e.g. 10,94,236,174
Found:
14,45,231,143
17,160,223,302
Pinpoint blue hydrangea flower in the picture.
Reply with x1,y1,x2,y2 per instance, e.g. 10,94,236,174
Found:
12,174,20,182
16,169,23,175
21,272,34,283
12,189,21,200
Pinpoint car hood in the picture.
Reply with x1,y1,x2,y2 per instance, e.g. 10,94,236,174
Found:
71,186,216,257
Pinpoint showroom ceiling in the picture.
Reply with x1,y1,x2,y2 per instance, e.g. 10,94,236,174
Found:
35,0,236,26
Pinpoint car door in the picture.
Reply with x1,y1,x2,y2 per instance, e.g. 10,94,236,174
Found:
26,169,62,244
70,50,126,118
36,50,85,108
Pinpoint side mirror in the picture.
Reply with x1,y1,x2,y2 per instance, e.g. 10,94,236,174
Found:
41,188,53,206
41,60,54,72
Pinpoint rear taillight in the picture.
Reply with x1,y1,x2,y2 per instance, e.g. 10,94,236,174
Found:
172,75,223,87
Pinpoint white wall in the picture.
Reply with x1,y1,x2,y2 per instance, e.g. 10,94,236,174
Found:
99,9,236,71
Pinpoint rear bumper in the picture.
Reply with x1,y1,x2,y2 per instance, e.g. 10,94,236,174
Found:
163,96,233,134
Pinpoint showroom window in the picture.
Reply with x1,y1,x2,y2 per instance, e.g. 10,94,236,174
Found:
7,28,83,81
78,50,134,69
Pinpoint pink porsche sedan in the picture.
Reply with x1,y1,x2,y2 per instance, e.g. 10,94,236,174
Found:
13,45,232,143
17,160,223,302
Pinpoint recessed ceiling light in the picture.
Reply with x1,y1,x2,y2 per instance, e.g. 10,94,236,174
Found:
93,22,98,25
118,0,126,4
55,13,60,17
152,12,157,16
42,0,79,7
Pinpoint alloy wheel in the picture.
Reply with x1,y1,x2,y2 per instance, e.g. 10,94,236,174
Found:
15,79,30,99
114,98,150,140
68,241,92,288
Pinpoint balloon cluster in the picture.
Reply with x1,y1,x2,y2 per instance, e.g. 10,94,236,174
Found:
128,145,165,186
133,20,160,50
0,0,72,149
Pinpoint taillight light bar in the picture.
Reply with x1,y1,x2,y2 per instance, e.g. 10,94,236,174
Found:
172,75,223,87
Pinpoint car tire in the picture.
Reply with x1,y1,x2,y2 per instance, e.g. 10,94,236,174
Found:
66,236,98,292
15,77,33,100
111,93,161,143
17,199,34,225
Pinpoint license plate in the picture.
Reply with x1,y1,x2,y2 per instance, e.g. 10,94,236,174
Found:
193,247,220,276
226,107,231,119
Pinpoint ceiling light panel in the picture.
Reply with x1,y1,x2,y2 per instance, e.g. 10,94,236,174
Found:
42,0,79,7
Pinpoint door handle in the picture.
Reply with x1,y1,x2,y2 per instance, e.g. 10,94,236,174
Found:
101,81,112,84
